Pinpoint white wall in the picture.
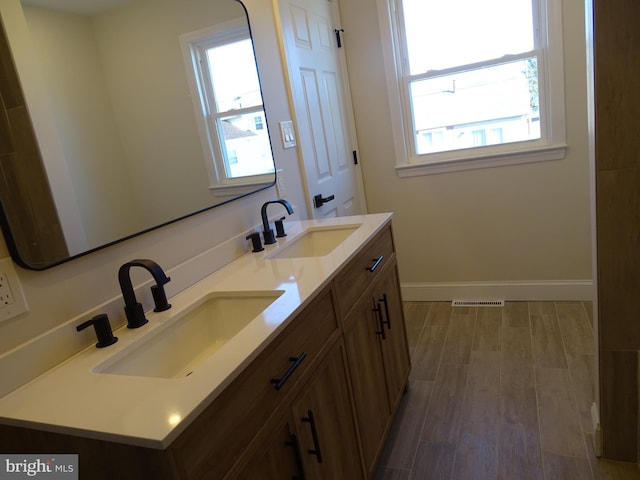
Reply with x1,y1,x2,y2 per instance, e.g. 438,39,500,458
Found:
90,0,241,225
339,0,593,300
0,0,307,358
23,6,141,248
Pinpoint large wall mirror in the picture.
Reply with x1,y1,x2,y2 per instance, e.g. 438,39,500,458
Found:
0,0,275,270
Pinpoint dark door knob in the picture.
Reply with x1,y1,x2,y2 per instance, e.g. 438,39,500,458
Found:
313,193,335,208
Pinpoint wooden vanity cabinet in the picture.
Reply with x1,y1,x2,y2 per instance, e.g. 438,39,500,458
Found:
289,339,364,479
374,263,411,410
235,224,409,480
0,221,409,480
232,415,303,479
168,286,339,480
333,226,396,320
336,226,411,476
342,296,391,471
237,339,364,480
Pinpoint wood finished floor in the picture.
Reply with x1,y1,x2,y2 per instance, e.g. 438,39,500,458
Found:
375,301,640,480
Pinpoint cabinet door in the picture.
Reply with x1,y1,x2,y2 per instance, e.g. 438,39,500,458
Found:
292,341,364,480
235,418,304,480
343,296,391,472
375,265,411,410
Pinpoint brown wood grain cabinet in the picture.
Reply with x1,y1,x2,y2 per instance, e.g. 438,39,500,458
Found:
343,295,392,471
375,265,411,411
237,339,364,479
233,414,303,479
338,227,411,476
0,222,410,479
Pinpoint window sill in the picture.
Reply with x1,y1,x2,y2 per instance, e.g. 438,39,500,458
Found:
209,180,273,197
395,144,567,177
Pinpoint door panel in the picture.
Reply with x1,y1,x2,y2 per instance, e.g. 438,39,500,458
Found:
343,297,391,471
299,69,331,179
292,341,364,479
279,0,366,218
377,266,411,409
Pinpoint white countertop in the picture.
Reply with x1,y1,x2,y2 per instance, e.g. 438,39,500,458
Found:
0,213,392,449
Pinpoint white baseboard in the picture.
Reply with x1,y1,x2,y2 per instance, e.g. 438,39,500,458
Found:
400,280,594,302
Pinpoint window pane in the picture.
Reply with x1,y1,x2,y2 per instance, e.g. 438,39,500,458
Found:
402,0,534,74
218,112,275,179
411,58,540,155
207,39,261,111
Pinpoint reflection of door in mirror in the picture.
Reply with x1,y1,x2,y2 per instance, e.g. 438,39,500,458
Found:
0,19,68,268
0,0,276,270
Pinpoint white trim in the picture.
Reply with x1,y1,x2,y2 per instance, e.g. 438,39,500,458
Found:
396,143,566,177
377,0,567,173
209,180,273,197
376,0,411,167
584,0,600,418
401,280,594,302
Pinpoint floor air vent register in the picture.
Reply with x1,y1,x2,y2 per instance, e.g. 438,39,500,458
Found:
451,300,505,307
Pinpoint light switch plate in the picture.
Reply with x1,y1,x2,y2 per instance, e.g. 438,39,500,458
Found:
279,121,296,149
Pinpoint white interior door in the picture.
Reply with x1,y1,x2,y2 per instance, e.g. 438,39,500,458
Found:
278,0,367,218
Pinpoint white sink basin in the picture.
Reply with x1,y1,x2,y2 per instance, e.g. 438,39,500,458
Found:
94,290,283,379
267,224,361,259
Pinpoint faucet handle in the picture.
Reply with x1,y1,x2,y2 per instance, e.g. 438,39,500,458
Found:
151,284,171,312
275,217,287,238
246,232,264,252
76,314,118,348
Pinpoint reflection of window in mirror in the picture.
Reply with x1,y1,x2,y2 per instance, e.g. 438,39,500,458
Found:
180,20,274,195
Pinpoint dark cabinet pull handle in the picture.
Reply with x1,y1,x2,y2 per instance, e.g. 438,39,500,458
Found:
301,410,323,463
271,353,307,390
367,255,384,272
285,433,306,480
379,293,391,330
373,304,386,340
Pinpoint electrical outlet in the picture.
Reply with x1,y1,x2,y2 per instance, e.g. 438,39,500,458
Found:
0,257,28,322
0,273,15,306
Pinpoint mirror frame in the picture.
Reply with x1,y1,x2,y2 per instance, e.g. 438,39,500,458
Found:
0,0,276,271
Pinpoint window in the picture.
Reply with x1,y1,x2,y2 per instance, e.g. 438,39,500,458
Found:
181,20,274,191
378,0,567,176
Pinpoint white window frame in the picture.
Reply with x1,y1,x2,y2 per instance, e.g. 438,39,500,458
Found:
180,19,273,195
376,0,567,177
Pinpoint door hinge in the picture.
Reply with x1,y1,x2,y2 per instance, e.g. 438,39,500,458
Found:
352,150,358,165
335,28,344,48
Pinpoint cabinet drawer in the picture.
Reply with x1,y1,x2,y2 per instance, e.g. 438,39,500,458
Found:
169,286,338,480
334,226,394,320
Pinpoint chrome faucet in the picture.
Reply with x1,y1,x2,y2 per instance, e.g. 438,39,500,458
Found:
118,259,171,328
261,199,294,244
